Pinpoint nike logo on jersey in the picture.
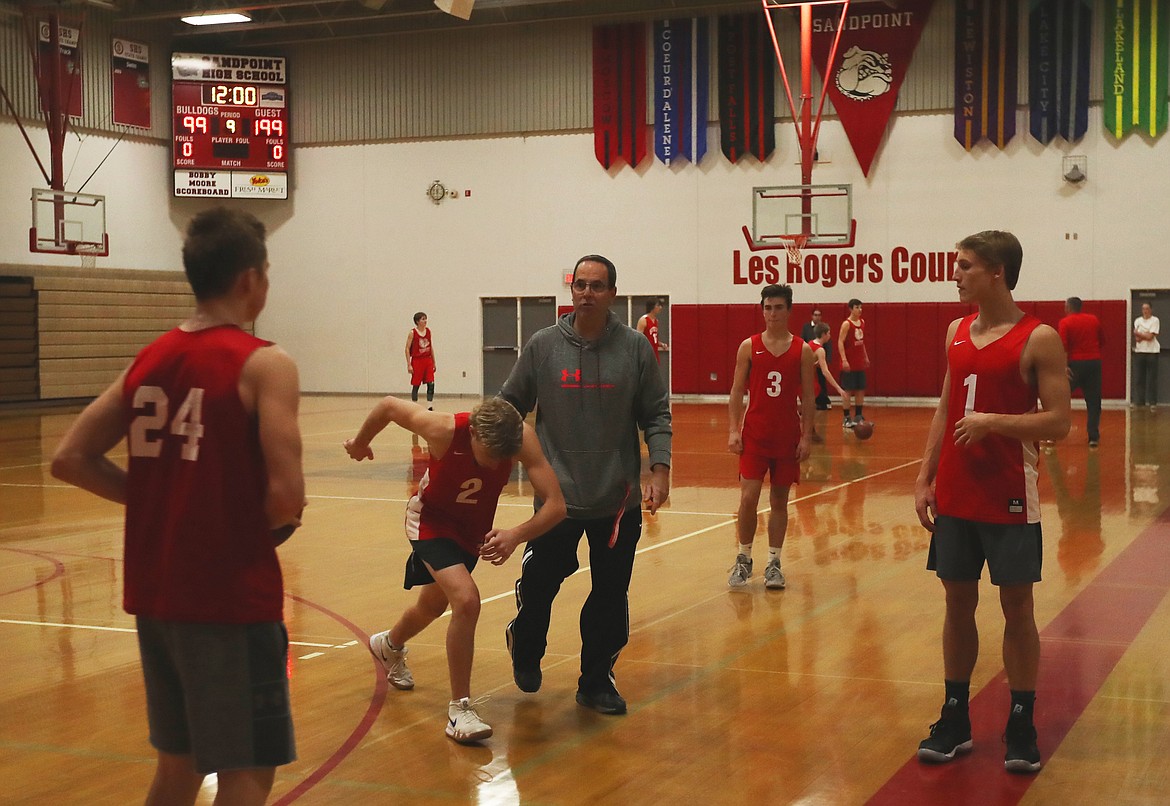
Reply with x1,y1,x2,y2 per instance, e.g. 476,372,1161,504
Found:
453,451,466,455
754,350,765,355
953,340,966,346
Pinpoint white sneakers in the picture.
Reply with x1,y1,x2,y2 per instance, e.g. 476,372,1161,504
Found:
447,697,493,744
370,630,493,743
728,554,753,587
369,630,415,690
729,554,786,589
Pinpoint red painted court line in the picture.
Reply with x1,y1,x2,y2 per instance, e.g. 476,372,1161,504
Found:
273,593,388,805
867,509,1170,805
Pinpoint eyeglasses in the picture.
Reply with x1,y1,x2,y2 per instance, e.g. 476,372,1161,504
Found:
572,279,609,293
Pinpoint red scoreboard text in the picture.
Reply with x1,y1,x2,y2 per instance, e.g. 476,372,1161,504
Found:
172,82,289,172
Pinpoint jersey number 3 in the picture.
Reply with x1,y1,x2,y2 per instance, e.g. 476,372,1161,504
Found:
129,386,205,461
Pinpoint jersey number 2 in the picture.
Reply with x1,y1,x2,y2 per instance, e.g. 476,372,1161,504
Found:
129,386,205,461
456,478,482,505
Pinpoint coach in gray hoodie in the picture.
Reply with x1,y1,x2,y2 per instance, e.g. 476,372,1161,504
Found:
501,254,671,715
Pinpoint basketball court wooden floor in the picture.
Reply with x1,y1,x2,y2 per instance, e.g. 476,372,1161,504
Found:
2,397,1168,804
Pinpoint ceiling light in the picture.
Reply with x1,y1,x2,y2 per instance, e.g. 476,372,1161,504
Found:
181,12,253,26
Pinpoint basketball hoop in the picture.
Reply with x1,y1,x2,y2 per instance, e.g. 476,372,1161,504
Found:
779,234,808,265
73,242,102,270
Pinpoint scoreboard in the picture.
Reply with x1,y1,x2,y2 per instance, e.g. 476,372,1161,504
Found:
172,53,289,199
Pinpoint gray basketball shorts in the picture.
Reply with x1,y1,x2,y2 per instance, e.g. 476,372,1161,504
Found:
136,617,296,774
927,515,1043,585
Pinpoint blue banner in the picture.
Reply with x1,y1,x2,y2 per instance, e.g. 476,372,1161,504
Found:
654,18,709,165
1028,0,1091,143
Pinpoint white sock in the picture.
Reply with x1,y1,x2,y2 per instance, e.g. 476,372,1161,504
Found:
737,543,752,560
769,548,780,563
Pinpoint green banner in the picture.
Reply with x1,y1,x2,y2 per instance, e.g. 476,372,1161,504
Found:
1105,0,1170,138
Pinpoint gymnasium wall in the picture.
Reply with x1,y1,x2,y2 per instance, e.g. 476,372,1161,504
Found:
672,299,1128,398
1,2,1163,399
1,109,1157,399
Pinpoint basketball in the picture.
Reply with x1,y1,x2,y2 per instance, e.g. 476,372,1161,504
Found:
853,420,874,440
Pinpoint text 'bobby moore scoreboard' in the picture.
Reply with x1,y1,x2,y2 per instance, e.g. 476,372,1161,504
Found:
172,52,289,199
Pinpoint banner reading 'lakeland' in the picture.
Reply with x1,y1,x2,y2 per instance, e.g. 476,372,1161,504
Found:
654,18,709,166
593,23,647,170
717,13,774,163
811,0,935,176
1028,0,1092,144
955,0,1020,150
1104,0,1169,139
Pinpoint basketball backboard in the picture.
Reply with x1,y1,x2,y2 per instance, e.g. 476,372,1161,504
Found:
30,188,109,256
750,183,854,249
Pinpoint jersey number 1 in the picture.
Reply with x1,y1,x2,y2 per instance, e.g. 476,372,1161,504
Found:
129,386,206,461
962,374,977,414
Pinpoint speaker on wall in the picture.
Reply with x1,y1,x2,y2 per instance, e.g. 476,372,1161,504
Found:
434,0,474,20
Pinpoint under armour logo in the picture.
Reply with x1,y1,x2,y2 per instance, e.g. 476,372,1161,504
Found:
561,368,581,383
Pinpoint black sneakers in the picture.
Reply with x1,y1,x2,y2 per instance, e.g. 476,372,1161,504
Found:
1004,709,1042,773
917,701,973,763
505,622,542,693
575,687,627,715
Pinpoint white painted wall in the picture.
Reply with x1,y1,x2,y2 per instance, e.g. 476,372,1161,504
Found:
2,106,1165,395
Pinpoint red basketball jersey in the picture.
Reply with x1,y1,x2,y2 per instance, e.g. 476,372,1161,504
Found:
406,412,514,554
123,326,283,623
409,327,433,359
740,333,804,457
936,313,1043,524
643,315,660,359
843,318,869,369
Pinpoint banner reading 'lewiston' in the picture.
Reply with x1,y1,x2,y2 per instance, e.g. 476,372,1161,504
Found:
955,0,1020,150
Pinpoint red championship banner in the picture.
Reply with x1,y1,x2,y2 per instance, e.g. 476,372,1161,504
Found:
811,0,935,176
593,23,647,170
112,38,151,129
37,20,83,119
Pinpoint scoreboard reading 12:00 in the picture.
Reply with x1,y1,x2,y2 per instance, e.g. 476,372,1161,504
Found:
171,52,289,199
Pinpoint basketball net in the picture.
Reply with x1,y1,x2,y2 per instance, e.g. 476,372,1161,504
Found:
779,234,807,265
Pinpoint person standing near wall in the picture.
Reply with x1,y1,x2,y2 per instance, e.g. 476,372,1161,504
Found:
913,230,1070,774
636,298,669,363
1058,297,1104,447
801,308,833,410
837,299,870,428
51,208,305,806
1133,302,1161,411
501,254,671,716
407,312,436,409
727,284,815,590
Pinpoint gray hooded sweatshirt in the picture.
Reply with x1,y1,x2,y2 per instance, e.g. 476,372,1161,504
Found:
501,310,672,520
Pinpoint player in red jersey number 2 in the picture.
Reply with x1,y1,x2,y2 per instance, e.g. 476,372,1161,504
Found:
345,396,565,744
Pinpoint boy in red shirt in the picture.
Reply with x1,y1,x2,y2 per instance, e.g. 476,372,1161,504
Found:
345,396,564,743
1057,296,1104,446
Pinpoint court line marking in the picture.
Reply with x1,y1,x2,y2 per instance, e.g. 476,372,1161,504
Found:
0,619,337,649
0,460,921,641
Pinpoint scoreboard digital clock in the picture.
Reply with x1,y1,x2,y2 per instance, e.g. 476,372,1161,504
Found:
171,52,290,199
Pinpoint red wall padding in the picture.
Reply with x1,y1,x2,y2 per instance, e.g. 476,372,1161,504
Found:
671,300,1126,399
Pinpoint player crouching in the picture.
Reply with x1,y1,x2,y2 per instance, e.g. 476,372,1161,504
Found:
345,396,565,743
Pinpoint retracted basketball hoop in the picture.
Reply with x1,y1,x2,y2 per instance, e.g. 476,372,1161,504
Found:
749,1,857,253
